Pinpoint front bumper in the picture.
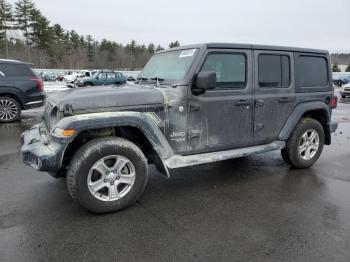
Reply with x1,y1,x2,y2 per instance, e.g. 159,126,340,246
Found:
21,124,66,175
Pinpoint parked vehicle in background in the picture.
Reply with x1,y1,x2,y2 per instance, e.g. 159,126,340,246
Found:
0,59,44,123
21,43,337,213
63,70,98,87
75,70,126,87
42,72,59,82
333,74,350,87
340,83,350,98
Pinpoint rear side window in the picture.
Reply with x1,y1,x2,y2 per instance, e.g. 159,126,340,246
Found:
201,53,246,89
258,54,290,88
295,56,328,87
0,63,33,77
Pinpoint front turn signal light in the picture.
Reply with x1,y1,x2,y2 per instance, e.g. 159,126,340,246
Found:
53,128,76,137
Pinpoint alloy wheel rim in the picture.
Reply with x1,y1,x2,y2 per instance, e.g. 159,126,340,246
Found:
0,99,18,121
87,155,136,201
298,129,320,160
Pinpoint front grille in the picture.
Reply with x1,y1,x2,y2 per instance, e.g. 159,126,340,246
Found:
344,87,350,92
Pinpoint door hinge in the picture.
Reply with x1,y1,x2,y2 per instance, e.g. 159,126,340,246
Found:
188,130,201,139
188,103,200,112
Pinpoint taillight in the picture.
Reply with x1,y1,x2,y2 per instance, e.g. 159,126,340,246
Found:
30,77,44,92
328,96,338,109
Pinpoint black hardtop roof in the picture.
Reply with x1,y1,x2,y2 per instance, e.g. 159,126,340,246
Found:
160,43,328,54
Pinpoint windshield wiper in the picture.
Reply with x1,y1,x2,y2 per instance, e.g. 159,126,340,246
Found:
150,77,166,87
136,77,148,84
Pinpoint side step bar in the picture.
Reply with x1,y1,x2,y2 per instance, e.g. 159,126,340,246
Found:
164,141,285,169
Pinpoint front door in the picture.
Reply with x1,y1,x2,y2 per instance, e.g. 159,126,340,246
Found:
187,49,254,154
96,73,108,85
253,50,296,144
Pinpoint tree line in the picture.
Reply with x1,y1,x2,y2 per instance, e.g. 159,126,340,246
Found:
0,0,181,69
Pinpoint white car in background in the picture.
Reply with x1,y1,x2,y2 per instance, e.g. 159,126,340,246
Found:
340,82,350,98
63,70,97,87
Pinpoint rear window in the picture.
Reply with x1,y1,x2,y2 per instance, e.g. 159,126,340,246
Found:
258,54,290,88
0,63,33,77
295,56,328,87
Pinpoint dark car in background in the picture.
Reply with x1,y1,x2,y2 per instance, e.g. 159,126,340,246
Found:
333,74,350,87
0,59,44,123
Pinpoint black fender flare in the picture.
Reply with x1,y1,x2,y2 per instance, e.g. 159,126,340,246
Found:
55,111,174,161
278,101,331,141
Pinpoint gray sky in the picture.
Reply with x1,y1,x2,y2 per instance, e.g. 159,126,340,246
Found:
8,0,350,52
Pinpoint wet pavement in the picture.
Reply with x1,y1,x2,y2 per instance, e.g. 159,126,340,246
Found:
1,96,350,262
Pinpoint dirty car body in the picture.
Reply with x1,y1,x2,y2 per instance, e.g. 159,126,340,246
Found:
21,43,338,213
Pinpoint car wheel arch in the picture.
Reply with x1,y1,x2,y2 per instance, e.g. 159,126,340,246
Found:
279,102,331,144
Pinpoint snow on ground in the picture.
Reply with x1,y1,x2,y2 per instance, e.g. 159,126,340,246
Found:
43,81,71,92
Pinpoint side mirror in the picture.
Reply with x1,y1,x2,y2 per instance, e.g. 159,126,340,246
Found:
96,76,100,80
194,71,216,94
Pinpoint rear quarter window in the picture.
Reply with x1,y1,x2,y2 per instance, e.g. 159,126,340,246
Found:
0,63,34,77
295,54,330,92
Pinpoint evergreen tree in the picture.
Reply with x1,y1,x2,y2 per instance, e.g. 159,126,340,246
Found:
169,41,180,48
346,64,350,72
29,8,51,50
155,45,164,52
86,35,94,63
332,63,341,72
0,0,13,58
14,0,34,44
147,43,155,55
69,30,80,49
51,23,64,43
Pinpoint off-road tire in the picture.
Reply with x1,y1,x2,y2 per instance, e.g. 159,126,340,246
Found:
0,96,21,123
281,118,324,169
67,137,148,214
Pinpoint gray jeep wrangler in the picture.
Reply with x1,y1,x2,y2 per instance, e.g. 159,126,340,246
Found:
21,43,338,213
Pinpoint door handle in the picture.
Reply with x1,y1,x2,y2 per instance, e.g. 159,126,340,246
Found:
279,97,295,103
235,100,251,106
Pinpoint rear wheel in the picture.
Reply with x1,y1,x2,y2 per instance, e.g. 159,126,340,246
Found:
67,137,148,214
84,82,92,87
0,96,21,123
281,118,324,169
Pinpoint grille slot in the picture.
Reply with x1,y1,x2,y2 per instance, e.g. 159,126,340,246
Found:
43,101,54,131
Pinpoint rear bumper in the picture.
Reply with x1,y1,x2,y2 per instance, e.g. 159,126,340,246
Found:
21,124,66,176
24,93,45,109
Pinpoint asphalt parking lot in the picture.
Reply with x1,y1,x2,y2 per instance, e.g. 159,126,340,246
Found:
1,93,350,262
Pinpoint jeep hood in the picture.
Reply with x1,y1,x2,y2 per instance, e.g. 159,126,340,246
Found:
49,84,164,111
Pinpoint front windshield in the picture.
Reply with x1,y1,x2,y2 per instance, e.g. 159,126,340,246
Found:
139,48,198,81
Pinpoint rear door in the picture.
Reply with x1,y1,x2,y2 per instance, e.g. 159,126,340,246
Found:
106,72,116,84
187,49,254,153
253,50,296,144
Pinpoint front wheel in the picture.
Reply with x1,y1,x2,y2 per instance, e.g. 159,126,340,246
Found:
0,96,21,123
67,137,148,213
281,118,324,169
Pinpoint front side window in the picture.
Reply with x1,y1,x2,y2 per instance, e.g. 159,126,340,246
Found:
258,54,290,88
98,73,107,79
200,53,246,89
139,49,198,81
